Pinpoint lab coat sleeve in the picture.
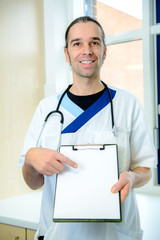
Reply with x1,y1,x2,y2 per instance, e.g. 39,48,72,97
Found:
129,98,157,170
18,103,44,168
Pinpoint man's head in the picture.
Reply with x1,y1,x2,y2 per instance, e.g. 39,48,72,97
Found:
64,16,107,80
65,16,106,49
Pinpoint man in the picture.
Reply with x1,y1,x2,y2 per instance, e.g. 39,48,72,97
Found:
19,16,156,240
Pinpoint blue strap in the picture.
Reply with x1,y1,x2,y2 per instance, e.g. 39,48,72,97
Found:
62,88,116,134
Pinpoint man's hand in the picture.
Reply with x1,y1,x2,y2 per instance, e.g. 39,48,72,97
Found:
26,148,78,176
111,171,133,205
111,167,152,204
22,148,78,190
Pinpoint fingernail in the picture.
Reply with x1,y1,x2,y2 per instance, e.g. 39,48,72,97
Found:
74,163,78,168
111,187,117,193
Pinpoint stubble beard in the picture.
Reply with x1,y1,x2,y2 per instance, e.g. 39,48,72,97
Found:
68,54,102,79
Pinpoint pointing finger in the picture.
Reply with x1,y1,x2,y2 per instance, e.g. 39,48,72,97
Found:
55,152,78,169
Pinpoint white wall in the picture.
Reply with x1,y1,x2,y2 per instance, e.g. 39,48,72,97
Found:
43,0,84,97
0,0,45,199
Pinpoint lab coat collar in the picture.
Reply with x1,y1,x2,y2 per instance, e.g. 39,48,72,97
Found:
59,88,116,134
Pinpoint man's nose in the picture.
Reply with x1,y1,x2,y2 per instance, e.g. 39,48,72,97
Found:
82,44,93,55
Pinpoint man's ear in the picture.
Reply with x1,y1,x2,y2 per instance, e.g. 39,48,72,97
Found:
64,48,70,63
103,45,107,60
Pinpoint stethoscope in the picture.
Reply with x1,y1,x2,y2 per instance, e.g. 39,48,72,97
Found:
36,81,117,148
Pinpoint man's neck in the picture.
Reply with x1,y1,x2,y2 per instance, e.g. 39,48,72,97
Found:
69,78,105,96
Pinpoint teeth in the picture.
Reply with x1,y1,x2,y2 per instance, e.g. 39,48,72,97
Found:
81,61,93,64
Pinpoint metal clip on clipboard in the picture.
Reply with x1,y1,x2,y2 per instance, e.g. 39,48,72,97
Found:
72,144,106,151
53,144,122,223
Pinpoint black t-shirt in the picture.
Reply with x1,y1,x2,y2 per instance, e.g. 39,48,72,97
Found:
67,88,105,110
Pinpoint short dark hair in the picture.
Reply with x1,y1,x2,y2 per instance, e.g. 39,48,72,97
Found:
65,16,106,48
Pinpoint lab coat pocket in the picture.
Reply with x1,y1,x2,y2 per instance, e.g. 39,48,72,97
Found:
99,130,130,173
115,131,130,173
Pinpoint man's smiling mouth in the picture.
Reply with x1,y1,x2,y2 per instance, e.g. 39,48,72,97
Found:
79,60,95,64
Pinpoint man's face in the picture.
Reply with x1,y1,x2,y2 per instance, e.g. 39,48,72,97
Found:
64,22,107,80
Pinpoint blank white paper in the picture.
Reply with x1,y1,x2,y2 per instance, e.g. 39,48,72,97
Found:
53,144,121,222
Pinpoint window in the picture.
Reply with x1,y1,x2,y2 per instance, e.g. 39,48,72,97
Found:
88,0,160,192
96,0,143,104
96,0,142,35
101,40,144,105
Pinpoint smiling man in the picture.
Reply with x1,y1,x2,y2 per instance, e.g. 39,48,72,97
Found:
64,21,106,82
19,16,156,240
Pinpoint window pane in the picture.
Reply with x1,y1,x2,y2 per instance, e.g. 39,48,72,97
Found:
157,34,160,184
101,40,144,105
96,0,142,34
156,0,160,23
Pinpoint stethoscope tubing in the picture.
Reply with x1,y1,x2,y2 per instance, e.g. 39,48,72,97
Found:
36,81,116,147
101,81,115,130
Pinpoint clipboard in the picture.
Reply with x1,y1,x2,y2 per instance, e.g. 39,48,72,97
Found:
53,144,122,222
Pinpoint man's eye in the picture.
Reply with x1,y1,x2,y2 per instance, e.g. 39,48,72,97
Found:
92,41,99,46
73,42,80,47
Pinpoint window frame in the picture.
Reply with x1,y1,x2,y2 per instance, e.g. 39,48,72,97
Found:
93,0,160,193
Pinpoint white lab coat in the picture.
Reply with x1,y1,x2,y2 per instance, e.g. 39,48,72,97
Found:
19,86,156,240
